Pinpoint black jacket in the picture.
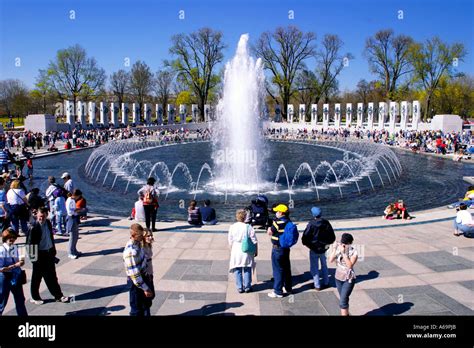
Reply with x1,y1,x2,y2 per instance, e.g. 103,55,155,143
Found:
26,220,56,258
302,218,335,254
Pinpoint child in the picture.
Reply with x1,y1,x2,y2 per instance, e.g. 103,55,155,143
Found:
53,190,67,235
383,203,396,220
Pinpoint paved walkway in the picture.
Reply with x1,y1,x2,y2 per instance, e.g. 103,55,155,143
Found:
4,207,473,316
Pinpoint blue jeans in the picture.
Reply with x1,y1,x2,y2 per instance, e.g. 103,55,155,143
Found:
127,277,152,316
335,279,355,309
233,267,252,291
9,205,29,236
56,213,66,234
309,250,328,288
453,220,474,237
203,219,218,225
66,215,79,256
450,200,474,208
271,246,292,295
0,273,28,316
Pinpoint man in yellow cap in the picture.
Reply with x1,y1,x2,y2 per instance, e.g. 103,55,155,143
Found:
267,203,292,298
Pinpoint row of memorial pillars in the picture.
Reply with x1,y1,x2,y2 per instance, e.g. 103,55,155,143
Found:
283,101,421,131
63,101,212,128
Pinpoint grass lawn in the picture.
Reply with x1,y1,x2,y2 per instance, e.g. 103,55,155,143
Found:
0,116,25,128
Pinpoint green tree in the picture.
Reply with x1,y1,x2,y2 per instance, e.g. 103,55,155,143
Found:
408,37,467,120
110,69,130,106
253,26,316,120
0,79,30,118
154,67,175,118
168,27,225,122
41,44,106,112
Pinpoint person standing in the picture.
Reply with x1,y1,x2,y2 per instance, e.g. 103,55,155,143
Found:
26,207,70,304
228,209,258,293
123,223,154,316
6,180,29,236
53,190,67,235
142,229,155,303
0,149,9,174
328,233,358,316
66,192,80,259
137,178,159,232
267,204,293,298
0,178,10,232
302,207,335,291
61,172,74,194
0,228,28,316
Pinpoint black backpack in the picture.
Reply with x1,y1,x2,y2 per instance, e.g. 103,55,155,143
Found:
302,219,336,254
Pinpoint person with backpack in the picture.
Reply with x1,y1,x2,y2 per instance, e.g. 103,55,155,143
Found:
245,194,270,228
267,203,298,298
137,177,159,232
302,207,335,291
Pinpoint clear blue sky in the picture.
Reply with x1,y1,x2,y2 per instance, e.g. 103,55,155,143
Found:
0,0,473,91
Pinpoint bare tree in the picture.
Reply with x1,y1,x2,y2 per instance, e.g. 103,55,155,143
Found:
155,67,175,118
168,27,225,121
110,69,130,106
253,26,316,120
130,60,154,118
364,29,413,99
0,79,30,117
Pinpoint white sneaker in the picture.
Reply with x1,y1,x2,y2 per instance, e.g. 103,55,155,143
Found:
56,296,70,303
68,255,78,259
30,299,44,305
267,291,283,298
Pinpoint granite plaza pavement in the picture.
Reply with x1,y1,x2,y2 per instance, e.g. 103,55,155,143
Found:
2,205,473,316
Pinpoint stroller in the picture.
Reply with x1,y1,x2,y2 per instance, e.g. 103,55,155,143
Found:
245,194,270,228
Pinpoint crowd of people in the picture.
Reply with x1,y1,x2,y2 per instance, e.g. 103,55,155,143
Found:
0,154,89,315
265,127,473,160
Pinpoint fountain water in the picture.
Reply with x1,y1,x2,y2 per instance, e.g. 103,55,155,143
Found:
211,34,265,191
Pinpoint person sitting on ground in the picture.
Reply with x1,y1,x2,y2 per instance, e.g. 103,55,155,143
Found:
187,200,202,226
448,186,474,209
453,203,474,238
47,143,58,152
383,203,397,220
394,200,412,220
200,199,217,225
130,194,145,222
64,141,72,150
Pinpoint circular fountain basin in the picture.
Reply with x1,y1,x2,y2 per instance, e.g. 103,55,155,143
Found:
33,139,474,221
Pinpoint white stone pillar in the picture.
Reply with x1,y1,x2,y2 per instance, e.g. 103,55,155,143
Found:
110,103,119,127
144,103,151,125
65,100,74,127
168,104,175,124
389,101,398,133
275,105,282,122
311,104,317,126
132,103,140,124
287,104,294,123
322,104,329,129
346,103,352,127
204,104,210,123
378,102,387,130
357,103,363,128
400,101,409,130
156,104,163,124
412,100,420,130
334,103,341,128
191,104,198,123
99,102,108,126
88,102,96,126
367,102,374,130
179,104,186,124
77,101,86,127
298,104,305,123
121,103,129,126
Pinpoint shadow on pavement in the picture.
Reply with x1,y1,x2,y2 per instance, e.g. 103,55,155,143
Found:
179,302,243,316
356,270,380,283
364,302,414,316
81,247,124,257
65,305,126,316
73,284,128,302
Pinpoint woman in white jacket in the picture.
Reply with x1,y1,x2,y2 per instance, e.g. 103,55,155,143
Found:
228,209,258,293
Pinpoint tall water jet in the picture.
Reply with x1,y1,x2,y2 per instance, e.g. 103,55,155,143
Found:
212,34,266,191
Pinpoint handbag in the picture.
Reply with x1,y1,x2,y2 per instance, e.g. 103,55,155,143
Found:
241,225,256,255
